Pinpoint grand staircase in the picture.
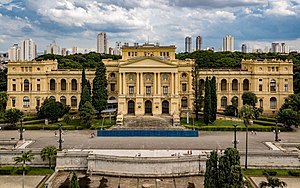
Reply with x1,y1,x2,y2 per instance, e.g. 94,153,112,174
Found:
111,115,185,130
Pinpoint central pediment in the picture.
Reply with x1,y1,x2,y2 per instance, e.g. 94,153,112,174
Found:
120,56,177,68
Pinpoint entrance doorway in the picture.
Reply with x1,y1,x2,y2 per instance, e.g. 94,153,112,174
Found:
162,100,169,114
145,100,152,114
128,100,135,114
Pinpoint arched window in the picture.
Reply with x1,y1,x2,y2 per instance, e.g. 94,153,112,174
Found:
270,79,276,92
109,96,116,100
61,79,66,91
23,96,30,108
71,79,77,91
221,79,227,91
243,79,249,91
110,73,116,78
181,73,187,78
49,96,56,101
232,79,238,91
270,97,277,109
259,99,263,108
71,96,77,107
50,79,56,91
24,79,29,92
60,96,66,105
181,97,188,108
221,96,227,108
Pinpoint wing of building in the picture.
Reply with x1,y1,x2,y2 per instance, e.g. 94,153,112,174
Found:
6,43,293,125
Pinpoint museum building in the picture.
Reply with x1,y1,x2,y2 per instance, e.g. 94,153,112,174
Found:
6,43,293,125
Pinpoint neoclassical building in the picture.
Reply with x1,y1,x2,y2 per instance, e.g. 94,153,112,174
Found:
6,43,293,124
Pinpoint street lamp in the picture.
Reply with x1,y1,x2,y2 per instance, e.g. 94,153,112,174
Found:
232,124,239,149
57,123,64,151
19,116,24,140
273,121,281,142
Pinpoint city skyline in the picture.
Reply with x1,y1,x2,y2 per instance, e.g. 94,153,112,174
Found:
1,1,300,53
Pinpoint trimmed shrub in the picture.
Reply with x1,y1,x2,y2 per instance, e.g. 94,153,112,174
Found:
263,169,277,176
288,170,300,176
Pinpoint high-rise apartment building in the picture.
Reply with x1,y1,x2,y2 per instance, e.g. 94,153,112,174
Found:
185,36,192,53
46,41,61,55
97,32,108,54
241,44,247,53
8,39,36,61
281,43,289,53
195,36,202,51
61,48,67,56
223,35,234,52
72,46,78,54
20,39,37,61
114,42,122,55
8,44,20,61
271,43,281,53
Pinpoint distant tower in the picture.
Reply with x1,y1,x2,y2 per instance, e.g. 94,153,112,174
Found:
223,35,234,52
196,36,202,51
241,44,247,53
46,41,61,55
281,43,289,53
8,44,20,61
72,46,78,54
61,48,67,56
185,36,192,53
271,43,281,53
97,32,108,54
19,39,37,61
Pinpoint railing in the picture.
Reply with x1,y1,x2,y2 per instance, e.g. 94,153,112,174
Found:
97,130,199,137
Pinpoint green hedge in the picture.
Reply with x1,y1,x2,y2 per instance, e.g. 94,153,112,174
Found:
263,169,277,176
0,167,53,175
288,170,300,176
253,120,276,126
257,116,276,122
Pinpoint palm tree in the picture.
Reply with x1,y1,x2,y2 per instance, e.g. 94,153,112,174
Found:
41,145,57,169
259,175,287,188
239,104,255,169
14,150,34,188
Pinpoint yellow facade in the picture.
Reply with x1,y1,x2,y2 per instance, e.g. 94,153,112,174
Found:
6,44,293,122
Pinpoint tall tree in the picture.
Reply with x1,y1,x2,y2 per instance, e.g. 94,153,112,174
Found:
204,150,219,188
79,85,92,111
192,63,201,120
92,63,108,113
239,104,255,169
79,101,95,128
40,145,57,169
15,150,34,188
4,108,23,127
210,76,217,122
70,172,80,188
0,91,8,113
204,77,211,125
277,94,300,128
79,68,87,110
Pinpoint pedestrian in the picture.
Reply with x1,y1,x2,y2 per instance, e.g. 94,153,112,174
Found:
54,130,57,137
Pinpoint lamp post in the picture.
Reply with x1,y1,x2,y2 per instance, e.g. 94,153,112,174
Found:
19,116,23,140
232,124,238,149
273,121,281,142
57,123,63,151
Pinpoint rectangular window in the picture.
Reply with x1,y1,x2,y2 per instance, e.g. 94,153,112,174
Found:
167,52,169,56
146,86,151,94
276,67,279,72
160,52,162,56
128,52,130,56
12,98,16,107
110,83,115,92
37,84,40,91
272,67,275,72
129,86,134,94
163,86,168,95
12,84,16,91
259,84,263,91
268,67,271,71
36,98,40,107
182,83,187,92
284,84,288,92
21,67,24,72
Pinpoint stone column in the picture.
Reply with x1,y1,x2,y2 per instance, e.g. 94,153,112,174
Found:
140,73,144,95
122,73,126,95
119,73,122,94
154,73,157,95
188,71,192,93
175,72,179,95
171,73,174,95
136,73,140,95
158,73,161,95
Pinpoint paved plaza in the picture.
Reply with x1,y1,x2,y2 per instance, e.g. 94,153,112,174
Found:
0,175,46,188
1,129,300,151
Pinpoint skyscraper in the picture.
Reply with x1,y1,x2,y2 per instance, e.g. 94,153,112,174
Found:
241,44,247,53
223,35,234,52
8,44,20,61
46,41,61,55
196,36,202,51
281,43,289,53
185,36,192,53
20,39,37,61
97,32,108,54
271,43,281,53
